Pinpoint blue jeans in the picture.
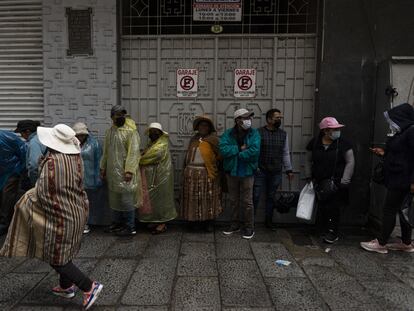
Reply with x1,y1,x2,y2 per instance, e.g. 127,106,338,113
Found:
112,210,135,230
253,169,282,218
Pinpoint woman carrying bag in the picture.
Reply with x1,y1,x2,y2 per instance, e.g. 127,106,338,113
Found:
304,117,355,244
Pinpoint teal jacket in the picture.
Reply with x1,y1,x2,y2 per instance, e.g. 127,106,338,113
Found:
219,127,261,177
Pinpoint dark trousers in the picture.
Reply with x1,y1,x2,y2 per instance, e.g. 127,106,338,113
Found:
112,209,135,230
226,174,254,230
378,189,412,246
51,261,93,292
0,175,23,234
317,189,347,234
253,169,282,218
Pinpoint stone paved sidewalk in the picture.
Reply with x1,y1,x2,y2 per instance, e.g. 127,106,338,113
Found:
0,225,413,311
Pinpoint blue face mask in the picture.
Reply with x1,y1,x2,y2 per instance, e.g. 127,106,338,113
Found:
329,131,341,140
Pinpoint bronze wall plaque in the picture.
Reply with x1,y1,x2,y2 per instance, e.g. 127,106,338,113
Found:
66,8,93,56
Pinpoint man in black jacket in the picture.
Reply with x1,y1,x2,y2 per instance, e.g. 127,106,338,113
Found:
361,103,414,254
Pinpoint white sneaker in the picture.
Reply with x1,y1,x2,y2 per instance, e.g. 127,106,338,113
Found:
83,225,91,234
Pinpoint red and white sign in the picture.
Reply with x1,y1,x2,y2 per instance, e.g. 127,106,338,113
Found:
234,68,256,98
177,68,198,98
193,0,242,22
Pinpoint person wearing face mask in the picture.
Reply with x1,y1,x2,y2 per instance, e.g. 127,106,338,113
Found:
361,103,414,253
304,117,355,244
139,123,176,234
219,108,261,239
100,105,141,236
254,108,294,230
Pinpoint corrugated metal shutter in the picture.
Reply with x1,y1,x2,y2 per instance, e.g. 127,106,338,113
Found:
0,1,43,130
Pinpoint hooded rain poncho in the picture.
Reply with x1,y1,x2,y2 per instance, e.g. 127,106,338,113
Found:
139,134,177,222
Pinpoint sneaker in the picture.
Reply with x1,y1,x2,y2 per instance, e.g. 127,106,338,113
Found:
83,225,91,234
223,225,240,235
360,239,388,254
51,284,76,299
116,227,137,237
385,238,414,253
242,228,255,240
323,230,339,244
83,281,103,310
104,224,124,233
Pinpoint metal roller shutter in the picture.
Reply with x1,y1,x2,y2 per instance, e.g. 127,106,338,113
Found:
0,0,43,130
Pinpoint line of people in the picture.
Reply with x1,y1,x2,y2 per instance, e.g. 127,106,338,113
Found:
0,103,413,308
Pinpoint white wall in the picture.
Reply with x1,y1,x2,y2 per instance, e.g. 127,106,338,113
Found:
43,0,117,137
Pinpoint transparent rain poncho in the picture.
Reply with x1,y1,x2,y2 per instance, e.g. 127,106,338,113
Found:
100,118,141,211
139,134,177,222
80,134,102,190
0,130,26,191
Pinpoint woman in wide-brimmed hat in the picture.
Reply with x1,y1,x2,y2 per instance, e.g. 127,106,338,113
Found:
0,124,103,310
180,116,223,232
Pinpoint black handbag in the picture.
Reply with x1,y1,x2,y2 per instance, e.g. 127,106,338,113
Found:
315,178,338,201
273,181,299,214
401,194,414,227
314,140,339,201
372,161,385,184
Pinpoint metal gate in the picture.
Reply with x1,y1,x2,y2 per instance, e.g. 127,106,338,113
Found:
121,35,316,198
0,0,43,130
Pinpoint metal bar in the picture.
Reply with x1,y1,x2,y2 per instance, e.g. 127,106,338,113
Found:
122,33,317,40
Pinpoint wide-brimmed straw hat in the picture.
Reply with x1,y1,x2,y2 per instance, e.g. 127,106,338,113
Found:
145,122,168,135
193,115,216,132
72,122,89,135
319,117,345,129
37,124,80,154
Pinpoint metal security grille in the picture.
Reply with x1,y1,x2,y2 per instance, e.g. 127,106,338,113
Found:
122,0,319,35
0,0,43,130
122,35,317,197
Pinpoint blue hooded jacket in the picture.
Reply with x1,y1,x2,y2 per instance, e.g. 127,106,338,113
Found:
0,130,26,191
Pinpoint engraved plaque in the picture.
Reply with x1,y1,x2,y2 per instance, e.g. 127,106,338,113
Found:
66,8,93,56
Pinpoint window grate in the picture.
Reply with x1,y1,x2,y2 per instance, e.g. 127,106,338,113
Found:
122,0,319,36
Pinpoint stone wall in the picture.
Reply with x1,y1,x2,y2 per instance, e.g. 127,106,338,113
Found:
43,0,117,138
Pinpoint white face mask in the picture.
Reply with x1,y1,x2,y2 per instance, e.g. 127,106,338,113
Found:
329,130,341,140
241,119,252,130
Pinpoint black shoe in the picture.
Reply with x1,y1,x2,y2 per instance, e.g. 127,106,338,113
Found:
104,224,124,233
204,221,214,233
265,218,277,231
223,224,240,235
242,228,255,240
323,230,339,244
116,227,137,237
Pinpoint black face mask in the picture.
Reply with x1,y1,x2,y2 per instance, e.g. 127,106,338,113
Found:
115,116,126,127
274,120,281,128
149,133,161,142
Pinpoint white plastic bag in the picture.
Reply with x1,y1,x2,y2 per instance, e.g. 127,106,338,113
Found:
296,182,316,220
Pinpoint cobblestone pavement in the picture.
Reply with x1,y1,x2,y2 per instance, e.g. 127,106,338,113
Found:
0,225,413,311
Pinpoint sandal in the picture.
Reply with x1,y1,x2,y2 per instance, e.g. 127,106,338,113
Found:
151,224,167,235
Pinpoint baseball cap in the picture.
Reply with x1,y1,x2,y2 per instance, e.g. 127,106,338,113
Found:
234,108,254,119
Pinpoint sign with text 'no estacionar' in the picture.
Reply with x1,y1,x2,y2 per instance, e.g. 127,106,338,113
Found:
177,69,198,98
234,68,256,98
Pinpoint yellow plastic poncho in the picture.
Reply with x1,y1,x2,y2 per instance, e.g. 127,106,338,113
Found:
139,134,177,222
100,117,141,211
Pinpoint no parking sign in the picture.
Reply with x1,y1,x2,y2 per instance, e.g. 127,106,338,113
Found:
234,68,256,98
177,69,198,98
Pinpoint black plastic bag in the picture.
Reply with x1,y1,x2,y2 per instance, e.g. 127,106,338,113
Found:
273,191,299,214
401,194,414,227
